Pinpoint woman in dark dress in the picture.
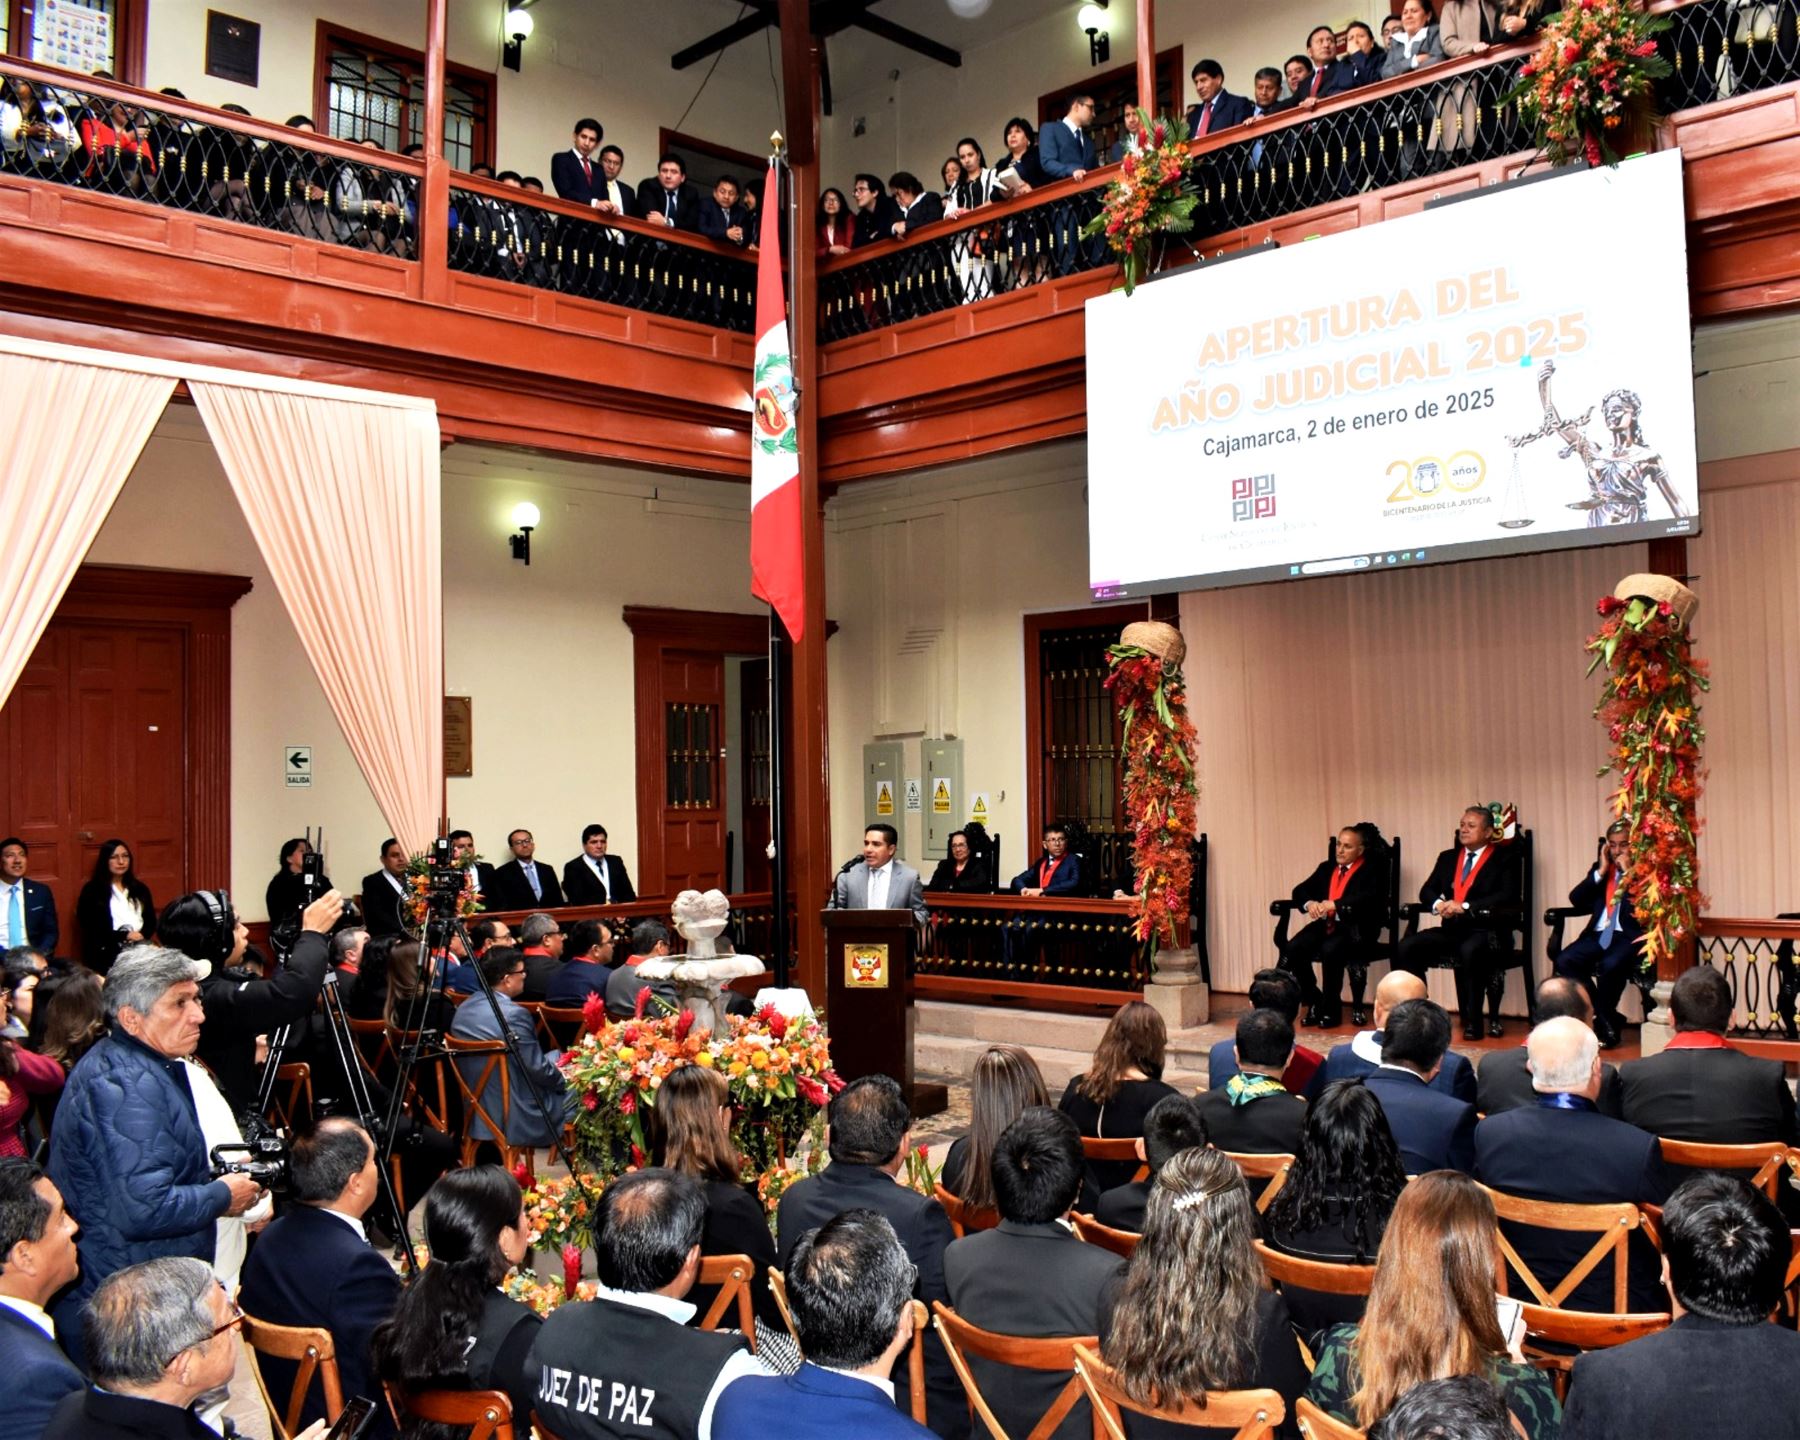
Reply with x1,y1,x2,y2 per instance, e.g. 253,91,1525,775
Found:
646,1062,784,1337
940,1043,1052,1215
1099,1147,1309,1439
372,1165,542,1438
926,829,992,893
1059,1000,1179,1191
1261,1080,1408,1345
75,839,155,974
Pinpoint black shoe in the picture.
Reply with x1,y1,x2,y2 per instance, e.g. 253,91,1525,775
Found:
1318,1007,1344,1029
1594,1015,1621,1048
1303,1005,1324,1028
1487,1017,1505,1039
1351,1006,1368,1027
1462,1022,1483,1042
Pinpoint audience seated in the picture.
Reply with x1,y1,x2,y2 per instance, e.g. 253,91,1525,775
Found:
1473,1016,1672,1313
1476,976,1623,1117
489,828,565,910
0,1158,83,1440
239,1119,401,1437
1093,1093,1208,1232
390,939,458,1033
26,965,103,1074
942,1043,1052,1211
527,1168,763,1440
544,918,616,1007
1057,1000,1180,1192
1362,999,1477,1175
517,911,565,1001
714,1209,936,1439
1617,964,1796,1143
442,917,510,996
1383,1,1448,78
1370,1375,1517,1440
1560,1173,1800,1440
450,946,571,1149
1100,1146,1309,1437
1195,1009,1308,1166
371,1164,542,1434
1009,822,1083,898
777,1075,964,1439
1305,1171,1560,1440
606,920,678,1020
1208,969,1324,1095
0,996,61,1159
1309,970,1476,1102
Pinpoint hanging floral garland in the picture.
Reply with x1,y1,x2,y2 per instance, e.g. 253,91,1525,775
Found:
1105,622,1199,949
1584,576,1708,971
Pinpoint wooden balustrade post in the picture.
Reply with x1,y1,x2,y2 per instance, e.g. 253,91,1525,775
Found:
420,0,450,302
1136,0,1156,114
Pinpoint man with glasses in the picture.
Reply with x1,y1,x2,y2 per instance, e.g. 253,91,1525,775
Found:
847,174,901,250
449,946,572,1150
491,827,565,911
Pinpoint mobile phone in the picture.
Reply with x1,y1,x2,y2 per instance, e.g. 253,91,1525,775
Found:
1495,1294,1523,1339
325,1396,378,1440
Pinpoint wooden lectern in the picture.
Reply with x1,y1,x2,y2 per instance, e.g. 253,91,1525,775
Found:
821,908,948,1119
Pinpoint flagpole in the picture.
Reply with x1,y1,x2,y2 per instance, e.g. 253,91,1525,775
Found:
766,133,793,991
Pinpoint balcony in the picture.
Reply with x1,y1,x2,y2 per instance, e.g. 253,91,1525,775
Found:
0,0,1796,482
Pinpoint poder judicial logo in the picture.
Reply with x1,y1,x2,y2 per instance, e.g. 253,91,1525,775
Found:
1230,474,1277,522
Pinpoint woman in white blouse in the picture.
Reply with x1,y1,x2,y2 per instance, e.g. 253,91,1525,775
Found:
76,839,156,974
1381,0,1448,77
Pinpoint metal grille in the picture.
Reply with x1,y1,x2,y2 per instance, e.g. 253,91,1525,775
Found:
919,898,1153,991
1699,924,1800,1039
665,703,718,809
324,42,486,171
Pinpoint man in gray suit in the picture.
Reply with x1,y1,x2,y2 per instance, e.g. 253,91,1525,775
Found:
449,945,570,1148
831,824,929,926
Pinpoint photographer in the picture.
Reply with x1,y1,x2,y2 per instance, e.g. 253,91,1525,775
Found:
158,888,343,1116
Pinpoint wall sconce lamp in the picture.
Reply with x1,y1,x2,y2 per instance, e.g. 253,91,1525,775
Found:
503,6,534,73
509,501,539,565
1077,2,1110,67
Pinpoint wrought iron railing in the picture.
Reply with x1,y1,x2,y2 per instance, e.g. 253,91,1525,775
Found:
919,893,1154,993
1695,915,1800,1039
1656,0,1800,109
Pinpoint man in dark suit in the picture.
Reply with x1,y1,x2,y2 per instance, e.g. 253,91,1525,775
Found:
1342,20,1385,86
1270,55,1315,113
1619,965,1797,1144
549,116,607,206
1208,969,1324,1095
832,824,930,926
544,918,614,1008
717,1209,938,1439
777,1075,966,1439
944,1108,1121,1440
0,1160,82,1440
359,835,410,939
593,143,638,218
1363,999,1478,1174
561,823,635,905
1185,59,1255,137
1280,824,1386,1027
1299,24,1360,100
1094,1092,1208,1232
1196,1009,1308,1161
1309,970,1477,1102
488,828,565,910
1008,823,1084,898
448,829,497,905
1395,806,1521,1040
450,948,570,1147
1038,93,1099,179
1474,1017,1672,1313
1553,821,1645,1047
636,152,701,231
0,838,58,957
238,1120,402,1436
516,911,565,1001
848,173,903,249
1561,1173,1800,1440
697,173,749,247
1478,976,1624,1117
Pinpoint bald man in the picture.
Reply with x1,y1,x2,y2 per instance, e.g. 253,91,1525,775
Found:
1475,1017,1672,1312
1477,976,1623,1117
1308,971,1475,1101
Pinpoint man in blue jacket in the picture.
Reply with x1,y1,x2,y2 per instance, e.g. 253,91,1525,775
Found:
0,1158,83,1439
0,838,58,957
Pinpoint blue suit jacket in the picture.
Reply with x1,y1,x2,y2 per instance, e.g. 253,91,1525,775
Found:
3,878,59,957
1038,119,1098,178
449,990,568,1146
1308,1034,1476,1103
0,1305,83,1440
1363,1068,1477,1174
1185,91,1254,135
714,1363,937,1440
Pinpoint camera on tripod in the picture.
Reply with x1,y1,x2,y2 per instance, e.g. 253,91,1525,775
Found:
423,836,465,916
211,1120,290,1188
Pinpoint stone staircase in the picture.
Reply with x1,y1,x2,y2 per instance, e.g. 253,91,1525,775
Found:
915,999,1218,1092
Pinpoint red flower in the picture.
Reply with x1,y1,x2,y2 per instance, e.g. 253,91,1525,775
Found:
629,1144,646,1169
511,1159,531,1185
796,1076,828,1106
620,1090,637,1116
674,1008,695,1042
583,1091,599,1111
823,1068,846,1094
632,985,651,1020
581,992,607,1036
1634,39,1659,56
562,1243,583,1299
1656,600,1673,616
765,1009,789,1042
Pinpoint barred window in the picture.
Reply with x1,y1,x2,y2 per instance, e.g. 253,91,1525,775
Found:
317,26,492,171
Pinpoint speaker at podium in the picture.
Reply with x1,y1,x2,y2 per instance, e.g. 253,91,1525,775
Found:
821,907,949,1119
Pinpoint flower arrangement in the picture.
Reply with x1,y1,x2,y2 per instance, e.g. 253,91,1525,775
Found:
400,849,484,931
1506,0,1671,168
1079,109,1197,296
514,1166,595,1254
1104,626,1199,949
561,1001,841,1184
901,1143,941,1199
1585,586,1708,972
502,1263,598,1318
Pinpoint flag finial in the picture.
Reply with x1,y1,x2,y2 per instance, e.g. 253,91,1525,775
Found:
769,130,785,155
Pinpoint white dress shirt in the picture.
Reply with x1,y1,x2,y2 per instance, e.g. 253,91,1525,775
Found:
866,860,893,911
108,885,144,934
586,854,611,901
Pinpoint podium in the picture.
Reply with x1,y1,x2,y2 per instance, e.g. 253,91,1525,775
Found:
821,908,948,1119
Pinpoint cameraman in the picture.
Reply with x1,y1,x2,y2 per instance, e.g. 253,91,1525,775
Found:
158,888,344,1116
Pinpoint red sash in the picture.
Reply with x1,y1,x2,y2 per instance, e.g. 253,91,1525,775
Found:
1450,845,1496,905
1327,860,1363,903
1038,857,1064,890
1602,863,1622,919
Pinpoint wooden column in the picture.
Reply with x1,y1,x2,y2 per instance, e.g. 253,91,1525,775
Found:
1136,0,1156,112
779,0,831,997
420,0,450,302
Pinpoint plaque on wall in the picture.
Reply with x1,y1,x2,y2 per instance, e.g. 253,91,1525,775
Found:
444,696,473,776
205,11,261,87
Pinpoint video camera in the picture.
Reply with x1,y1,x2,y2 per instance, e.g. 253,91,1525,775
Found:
210,1118,290,1188
423,835,465,916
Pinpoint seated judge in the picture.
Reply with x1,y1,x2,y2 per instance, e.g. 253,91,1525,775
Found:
1477,976,1623,1118
489,828,565,910
1280,823,1385,1028
1362,998,1478,1174
562,823,635,906
925,829,991,893
1194,1009,1308,1165
1008,823,1083,897
1395,806,1521,1040
1092,1092,1209,1233
1552,820,1643,1048
831,825,929,926
1309,970,1476,1102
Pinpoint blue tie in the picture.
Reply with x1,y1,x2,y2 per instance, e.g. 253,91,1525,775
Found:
525,864,541,902
1460,851,1475,882
8,883,23,948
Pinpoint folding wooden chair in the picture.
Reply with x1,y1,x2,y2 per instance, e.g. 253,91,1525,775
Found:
934,1182,998,1238
766,1265,799,1340
1657,1138,1796,1203
539,1003,589,1051
1295,1396,1365,1440
1513,1305,1670,1400
753,1269,930,1423
264,1062,313,1131
1072,1340,1285,1440
392,1387,514,1440
1071,1212,1140,1258
346,1016,394,1086
445,1034,537,1176
932,1301,1095,1440
385,1021,452,1134
1221,1152,1293,1213
1081,1135,1150,1183
1252,1239,1376,1303
695,1253,758,1349
239,1310,344,1440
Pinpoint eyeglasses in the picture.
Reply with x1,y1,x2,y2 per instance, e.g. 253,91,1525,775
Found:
162,1291,243,1368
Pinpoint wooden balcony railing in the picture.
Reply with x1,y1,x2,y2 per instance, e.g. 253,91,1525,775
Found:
1694,914,1800,1040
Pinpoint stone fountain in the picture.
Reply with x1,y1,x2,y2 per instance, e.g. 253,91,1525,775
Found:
632,888,765,1035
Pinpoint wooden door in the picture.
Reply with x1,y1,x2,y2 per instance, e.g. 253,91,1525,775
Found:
660,649,727,894
5,620,188,952
739,657,772,893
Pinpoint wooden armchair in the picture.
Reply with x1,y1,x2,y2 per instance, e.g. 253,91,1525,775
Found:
1400,826,1535,1018
539,1003,590,1051
934,1181,999,1238
265,1062,313,1131
1081,1135,1150,1184
933,1301,1096,1440
445,1033,536,1176
240,1310,344,1440
1071,1212,1141,1258
1271,833,1404,1026
695,1253,757,1349
393,1387,514,1440
1220,1152,1293,1213
1071,1341,1285,1440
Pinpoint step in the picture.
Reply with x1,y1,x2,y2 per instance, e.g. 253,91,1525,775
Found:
917,999,1216,1055
915,1031,1208,1094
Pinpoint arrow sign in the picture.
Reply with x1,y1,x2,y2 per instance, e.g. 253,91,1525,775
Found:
285,745,313,788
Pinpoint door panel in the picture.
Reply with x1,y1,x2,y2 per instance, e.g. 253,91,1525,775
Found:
739,657,772,893
660,650,726,894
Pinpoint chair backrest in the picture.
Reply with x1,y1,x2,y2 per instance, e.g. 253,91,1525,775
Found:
1081,1135,1151,1183
1480,1184,1645,1312
266,1061,313,1131
1514,1302,1671,1402
385,1022,450,1131
539,1003,588,1050
934,1181,999,1237
1071,1340,1285,1440
1072,1212,1141,1257
1657,1138,1796,1202
933,1301,1095,1440
445,1034,513,1147
905,1297,930,1425
1296,1396,1366,1440
240,1309,345,1440
398,1387,514,1440
1220,1152,1294,1214
1252,1239,1377,1299
346,1016,393,1082
766,1265,799,1340
695,1253,758,1349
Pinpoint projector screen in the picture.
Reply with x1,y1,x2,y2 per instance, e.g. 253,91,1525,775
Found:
1086,150,1698,597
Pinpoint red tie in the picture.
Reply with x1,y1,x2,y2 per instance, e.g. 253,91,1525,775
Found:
1310,68,1324,97
581,157,592,185
1197,102,1212,136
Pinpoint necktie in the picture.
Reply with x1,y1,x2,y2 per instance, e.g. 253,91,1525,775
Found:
1197,102,1212,137
7,884,22,948
525,864,541,901
593,857,610,901
1310,68,1324,97
1460,850,1476,882
581,157,592,185
1073,126,1085,157
665,191,675,219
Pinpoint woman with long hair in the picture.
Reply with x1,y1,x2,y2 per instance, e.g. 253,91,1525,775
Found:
0,985,62,1158
75,839,155,974
1058,1000,1179,1189
816,187,855,255
645,1062,783,1334
346,933,398,1021
1100,1147,1308,1435
266,837,331,924
372,1165,541,1436
387,939,454,1033
941,1044,1055,1213
1304,1171,1560,1439
31,969,107,1072
1262,1080,1408,1340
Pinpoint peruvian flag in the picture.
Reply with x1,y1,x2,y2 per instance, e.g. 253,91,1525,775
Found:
749,158,804,643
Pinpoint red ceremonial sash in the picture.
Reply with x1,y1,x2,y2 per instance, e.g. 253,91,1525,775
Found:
1602,863,1622,919
1327,860,1363,903
1038,857,1064,889
1450,846,1495,905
